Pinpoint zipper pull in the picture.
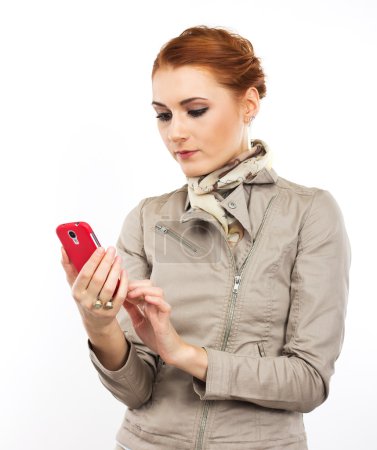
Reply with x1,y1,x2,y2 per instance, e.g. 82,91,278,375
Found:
155,224,168,233
232,275,241,293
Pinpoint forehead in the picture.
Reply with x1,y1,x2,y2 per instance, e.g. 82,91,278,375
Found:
152,66,226,105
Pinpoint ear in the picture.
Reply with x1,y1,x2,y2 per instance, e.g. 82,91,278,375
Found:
241,86,260,122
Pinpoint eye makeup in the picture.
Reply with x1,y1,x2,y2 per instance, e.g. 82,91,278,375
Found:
156,107,209,122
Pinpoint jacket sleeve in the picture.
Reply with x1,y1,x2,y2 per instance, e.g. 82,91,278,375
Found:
87,198,159,410
192,188,352,413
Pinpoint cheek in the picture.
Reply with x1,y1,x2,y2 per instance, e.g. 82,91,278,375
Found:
157,124,168,142
158,126,175,156
207,110,238,145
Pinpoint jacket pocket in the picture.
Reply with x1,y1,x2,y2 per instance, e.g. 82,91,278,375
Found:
257,341,266,357
235,341,267,358
155,355,165,379
143,357,165,407
154,223,203,254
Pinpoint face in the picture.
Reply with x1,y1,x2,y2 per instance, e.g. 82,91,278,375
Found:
151,65,258,177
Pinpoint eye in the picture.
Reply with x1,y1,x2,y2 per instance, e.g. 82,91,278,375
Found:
155,107,209,122
155,112,171,122
188,107,208,118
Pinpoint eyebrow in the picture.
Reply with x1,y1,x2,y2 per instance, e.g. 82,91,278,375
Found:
151,97,208,107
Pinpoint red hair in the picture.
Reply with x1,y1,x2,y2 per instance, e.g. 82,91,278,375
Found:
151,25,267,101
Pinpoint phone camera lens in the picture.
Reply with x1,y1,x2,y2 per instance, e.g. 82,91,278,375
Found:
68,230,76,239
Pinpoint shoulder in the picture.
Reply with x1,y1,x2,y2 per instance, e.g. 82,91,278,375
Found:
275,173,318,197
276,173,341,212
118,185,188,239
276,174,347,241
271,174,350,267
136,184,188,212
271,170,347,236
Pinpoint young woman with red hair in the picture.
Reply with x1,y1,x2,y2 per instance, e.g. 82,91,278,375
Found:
61,25,351,450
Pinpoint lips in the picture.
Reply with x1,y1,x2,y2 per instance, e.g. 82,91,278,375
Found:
176,150,199,160
176,150,198,154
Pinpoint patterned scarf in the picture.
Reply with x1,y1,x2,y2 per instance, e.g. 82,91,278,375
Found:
186,139,273,247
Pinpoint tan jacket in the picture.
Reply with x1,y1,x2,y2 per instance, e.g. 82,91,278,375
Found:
89,167,351,450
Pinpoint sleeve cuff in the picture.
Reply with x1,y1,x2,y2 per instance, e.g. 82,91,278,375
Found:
192,347,231,400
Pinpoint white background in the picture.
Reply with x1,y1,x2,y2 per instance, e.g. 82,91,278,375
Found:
0,1,375,449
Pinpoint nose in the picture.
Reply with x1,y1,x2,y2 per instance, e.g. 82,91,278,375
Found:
167,114,189,143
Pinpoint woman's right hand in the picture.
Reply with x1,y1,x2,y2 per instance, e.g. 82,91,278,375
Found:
60,245,129,333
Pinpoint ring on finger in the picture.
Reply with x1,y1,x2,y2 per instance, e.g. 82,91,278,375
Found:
93,296,104,309
104,299,114,310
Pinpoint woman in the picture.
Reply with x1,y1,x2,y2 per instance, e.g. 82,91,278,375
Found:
60,26,351,450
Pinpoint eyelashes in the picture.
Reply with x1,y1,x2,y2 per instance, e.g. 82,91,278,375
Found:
156,107,209,122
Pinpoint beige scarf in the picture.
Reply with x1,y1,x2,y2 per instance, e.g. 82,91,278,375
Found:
186,139,273,247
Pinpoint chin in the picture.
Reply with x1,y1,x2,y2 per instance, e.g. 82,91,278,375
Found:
182,169,195,178
181,167,204,178
178,160,213,178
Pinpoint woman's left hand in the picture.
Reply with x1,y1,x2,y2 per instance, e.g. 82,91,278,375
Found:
123,280,186,365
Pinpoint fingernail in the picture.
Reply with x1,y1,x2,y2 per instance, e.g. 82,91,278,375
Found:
97,247,105,253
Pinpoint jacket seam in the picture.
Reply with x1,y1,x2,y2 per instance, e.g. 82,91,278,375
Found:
206,432,307,444
121,376,147,408
139,197,157,277
264,239,298,348
214,253,234,350
297,188,320,235
290,188,321,346
124,418,193,443
139,197,152,234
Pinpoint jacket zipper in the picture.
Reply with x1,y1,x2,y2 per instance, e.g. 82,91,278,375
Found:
194,193,279,450
155,224,201,254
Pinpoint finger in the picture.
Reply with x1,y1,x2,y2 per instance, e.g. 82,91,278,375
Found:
144,295,171,314
60,247,79,286
123,296,144,306
85,246,117,295
111,268,129,308
127,286,163,299
72,246,106,292
124,287,160,307
127,279,152,290
60,246,70,264
97,255,123,302
97,268,128,313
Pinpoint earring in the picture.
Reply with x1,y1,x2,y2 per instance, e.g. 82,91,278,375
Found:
248,115,256,125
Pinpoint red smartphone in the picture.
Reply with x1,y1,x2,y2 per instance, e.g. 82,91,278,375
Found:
56,221,120,294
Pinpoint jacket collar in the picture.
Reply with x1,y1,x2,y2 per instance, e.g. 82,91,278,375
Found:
183,166,278,211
